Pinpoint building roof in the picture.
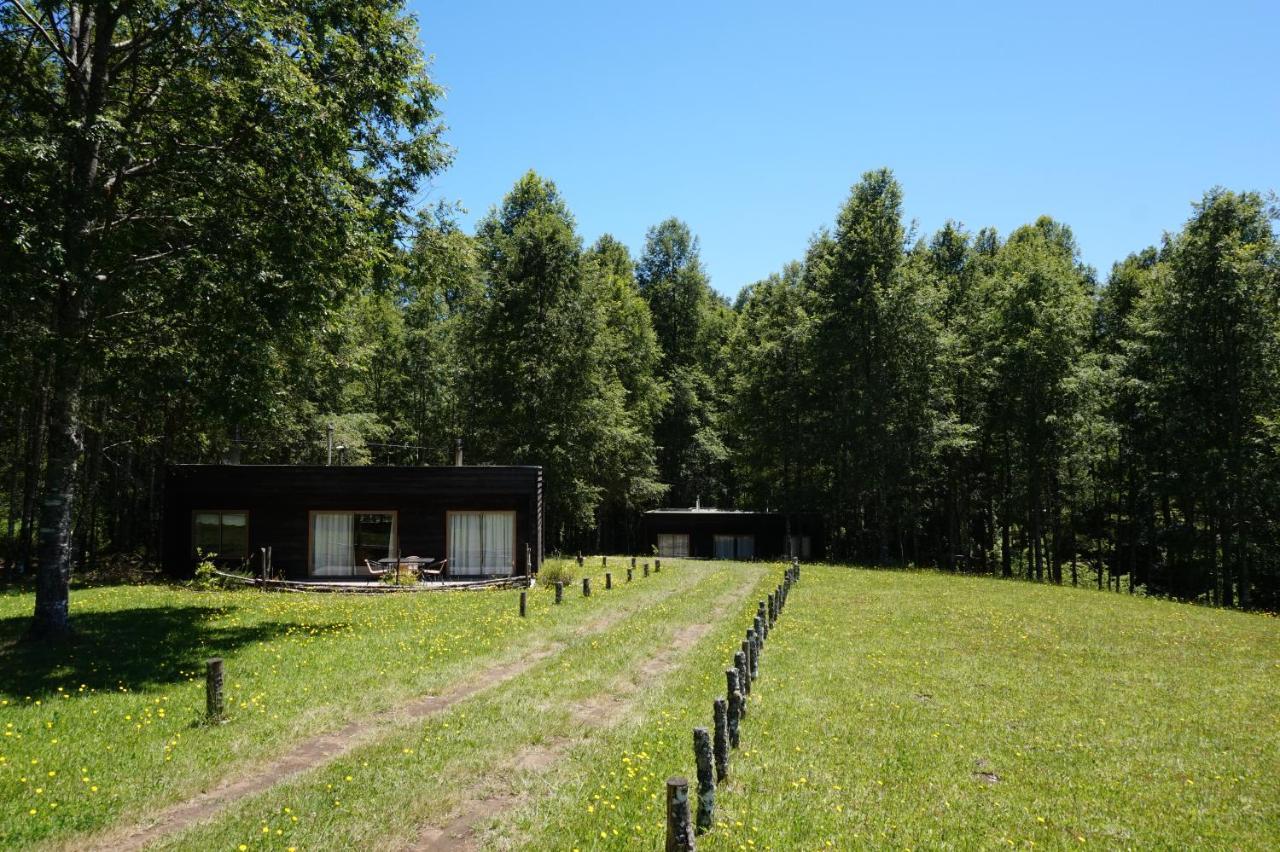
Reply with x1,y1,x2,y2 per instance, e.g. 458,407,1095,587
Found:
643,507,778,516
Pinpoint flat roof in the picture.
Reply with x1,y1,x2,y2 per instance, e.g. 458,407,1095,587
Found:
169,463,542,472
644,508,777,516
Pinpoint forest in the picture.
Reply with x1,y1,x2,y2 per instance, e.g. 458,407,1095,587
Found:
3,0,1279,632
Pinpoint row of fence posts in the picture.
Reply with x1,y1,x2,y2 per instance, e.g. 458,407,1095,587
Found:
666,558,801,851
208,552,667,723
517,554,662,618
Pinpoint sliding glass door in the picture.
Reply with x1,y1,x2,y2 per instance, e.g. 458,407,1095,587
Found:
448,511,515,576
311,511,396,577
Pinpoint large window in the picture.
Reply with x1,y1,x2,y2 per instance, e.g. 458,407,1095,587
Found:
311,511,396,577
193,511,248,559
448,511,515,576
788,535,812,559
657,533,690,558
713,534,755,560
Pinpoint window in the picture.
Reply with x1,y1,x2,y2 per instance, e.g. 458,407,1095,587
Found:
193,511,248,559
788,535,812,559
448,511,515,576
658,533,690,558
311,511,396,577
714,534,755,560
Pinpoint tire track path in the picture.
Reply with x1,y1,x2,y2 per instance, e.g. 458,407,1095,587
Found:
80,575,707,852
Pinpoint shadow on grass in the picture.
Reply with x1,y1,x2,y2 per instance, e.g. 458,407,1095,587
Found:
0,605,295,698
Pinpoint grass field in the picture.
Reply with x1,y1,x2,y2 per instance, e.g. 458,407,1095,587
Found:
1,563,1277,850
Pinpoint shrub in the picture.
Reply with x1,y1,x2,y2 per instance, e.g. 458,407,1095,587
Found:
190,550,221,591
379,566,419,586
537,557,577,587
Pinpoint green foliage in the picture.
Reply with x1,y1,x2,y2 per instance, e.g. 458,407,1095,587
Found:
378,566,419,586
189,551,221,592
536,557,578,587
637,219,733,507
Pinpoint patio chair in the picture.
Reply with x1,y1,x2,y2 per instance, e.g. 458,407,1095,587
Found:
420,558,447,582
363,559,394,577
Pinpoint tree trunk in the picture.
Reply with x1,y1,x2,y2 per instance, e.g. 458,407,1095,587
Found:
1000,435,1012,578
18,378,49,573
31,337,85,638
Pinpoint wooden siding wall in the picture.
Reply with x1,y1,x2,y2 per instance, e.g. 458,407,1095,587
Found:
163,465,543,579
641,512,823,560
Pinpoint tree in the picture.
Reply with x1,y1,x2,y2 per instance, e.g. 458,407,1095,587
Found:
807,168,936,561
728,261,819,513
1125,189,1280,606
463,172,618,542
636,219,732,507
978,217,1095,581
1,0,449,635
583,235,667,550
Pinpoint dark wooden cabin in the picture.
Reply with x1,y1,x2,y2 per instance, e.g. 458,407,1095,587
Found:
640,508,822,561
163,465,543,580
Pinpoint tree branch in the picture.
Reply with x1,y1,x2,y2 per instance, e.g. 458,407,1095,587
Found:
6,0,79,80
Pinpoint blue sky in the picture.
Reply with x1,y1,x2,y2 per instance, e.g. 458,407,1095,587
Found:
410,0,1278,297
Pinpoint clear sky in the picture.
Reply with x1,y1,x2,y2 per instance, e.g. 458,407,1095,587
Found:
409,0,1278,298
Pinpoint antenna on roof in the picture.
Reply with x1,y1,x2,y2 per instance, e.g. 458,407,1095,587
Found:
455,438,464,467
695,494,701,510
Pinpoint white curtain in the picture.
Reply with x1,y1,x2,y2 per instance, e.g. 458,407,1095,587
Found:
450,512,514,576
313,513,353,576
449,512,483,574
481,512,514,575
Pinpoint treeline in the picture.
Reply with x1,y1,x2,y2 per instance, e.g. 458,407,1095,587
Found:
3,3,1279,630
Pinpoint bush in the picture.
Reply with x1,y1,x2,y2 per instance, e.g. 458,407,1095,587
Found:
537,557,577,587
379,566,419,586
190,550,220,591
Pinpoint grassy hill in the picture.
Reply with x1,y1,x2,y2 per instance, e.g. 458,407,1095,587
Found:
1,564,1275,849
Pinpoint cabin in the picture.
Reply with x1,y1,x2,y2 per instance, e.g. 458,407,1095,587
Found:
162,464,543,580
640,507,822,561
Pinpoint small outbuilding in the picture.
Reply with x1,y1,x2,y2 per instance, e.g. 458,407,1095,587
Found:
640,507,821,561
162,464,543,580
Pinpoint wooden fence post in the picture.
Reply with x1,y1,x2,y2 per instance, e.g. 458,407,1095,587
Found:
205,658,224,720
577,553,584,569
728,689,743,748
693,727,715,834
631,555,637,570
735,648,750,702
745,631,757,682
627,567,633,583
583,577,591,597
519,591,527,617
555,581,563,604
656,558,662,572
665,776,694,852
605,572,612,590
712,698,729,781
644,562,650,577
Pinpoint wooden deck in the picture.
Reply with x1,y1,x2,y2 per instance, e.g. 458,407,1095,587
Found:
213,571,532,593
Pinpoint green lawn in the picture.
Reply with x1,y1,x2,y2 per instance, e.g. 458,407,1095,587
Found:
3,565,1276,850
0,562,699,849
506,567,1280,850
